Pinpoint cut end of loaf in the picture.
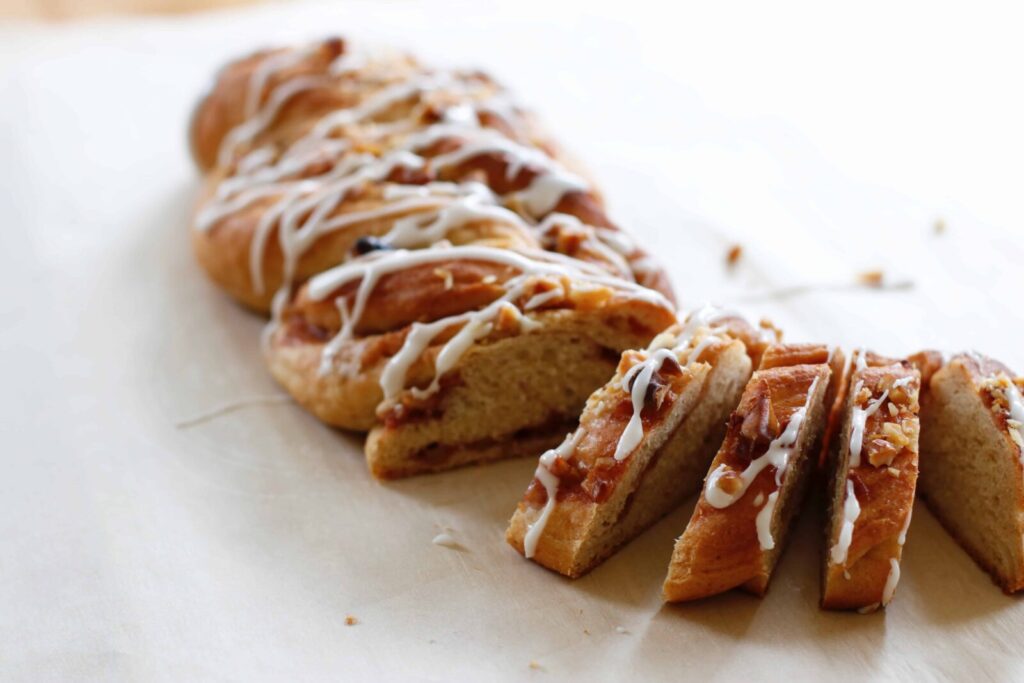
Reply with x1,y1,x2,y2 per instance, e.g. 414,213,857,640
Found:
918,354,1024,594
663,344,834,603
507,338,754,578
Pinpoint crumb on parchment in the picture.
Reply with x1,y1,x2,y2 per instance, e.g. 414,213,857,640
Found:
345,615,358,626
726,244,743,267
857,270,885,287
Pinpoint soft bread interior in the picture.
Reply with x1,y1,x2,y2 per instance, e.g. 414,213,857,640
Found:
365,315,643,479
919,362,1024,593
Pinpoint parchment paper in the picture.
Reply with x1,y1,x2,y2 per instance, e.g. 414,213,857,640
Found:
2,2,1022,680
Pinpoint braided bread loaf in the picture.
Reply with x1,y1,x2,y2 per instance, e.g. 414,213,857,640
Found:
189,38,677,477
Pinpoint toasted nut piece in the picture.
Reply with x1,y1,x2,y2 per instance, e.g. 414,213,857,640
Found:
714,469,743,496
866,437,901,467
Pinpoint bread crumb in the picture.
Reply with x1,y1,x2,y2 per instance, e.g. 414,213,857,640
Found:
934,218,947,235
528,661,544,671
857,270,885,287
726,244,743,267
432,532,463,550
615,626,629,634
345,615,358,626
583,628,591,635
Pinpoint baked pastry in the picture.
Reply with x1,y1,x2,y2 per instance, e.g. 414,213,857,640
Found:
663,343,838,602
505,307,779,577
821,351,921,612
917,352,1024,594
189,37,672,312
268,245,676,478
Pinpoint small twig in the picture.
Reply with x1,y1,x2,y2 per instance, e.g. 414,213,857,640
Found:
175,394,294,429
731,278,914,303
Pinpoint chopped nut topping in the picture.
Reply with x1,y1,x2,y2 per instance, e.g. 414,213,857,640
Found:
887,467,901,477
482,274,497,284
714,468,743,495
855,386,872,404
865,437,900,467
740,389,778,444
494,303,523,333
887,402,898,417
433,267,454,290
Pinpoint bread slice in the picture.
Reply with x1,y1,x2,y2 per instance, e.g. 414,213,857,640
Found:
266,245,677,478
663,343,837,602
917,352,1024,594
505,308,778,577
821,356,921,612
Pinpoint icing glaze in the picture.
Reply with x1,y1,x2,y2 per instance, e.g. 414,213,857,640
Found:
199,43,654,310
1002,379,1024,464
705,376,821,510
307,245,672,397
848,380,889,469
612,305,733,461
755,491,780,550
830,479,861,565
524,430,584,558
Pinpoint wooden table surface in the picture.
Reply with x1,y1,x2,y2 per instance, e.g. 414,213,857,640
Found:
2,2,1022,681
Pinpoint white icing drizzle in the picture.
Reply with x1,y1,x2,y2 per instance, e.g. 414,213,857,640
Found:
755,491,780,550
524,430,584,558
848,380,889,469
898,505,913,546
611,305,733,462
705,376,821,509
1001,380,1024,465
891,375,915,390
308,245,671,397
830,479,861,566
881,557,901,606
199,45,630,307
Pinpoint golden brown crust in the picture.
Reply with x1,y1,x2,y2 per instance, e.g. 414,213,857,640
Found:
190,38,674,312
663,344,834,602
821,361,921,611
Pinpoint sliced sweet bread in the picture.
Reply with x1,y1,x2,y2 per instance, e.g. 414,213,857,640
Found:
663,343,838,602
821,354,921,611
917,352,1024,594
505,307,778,577
267,245,677,478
